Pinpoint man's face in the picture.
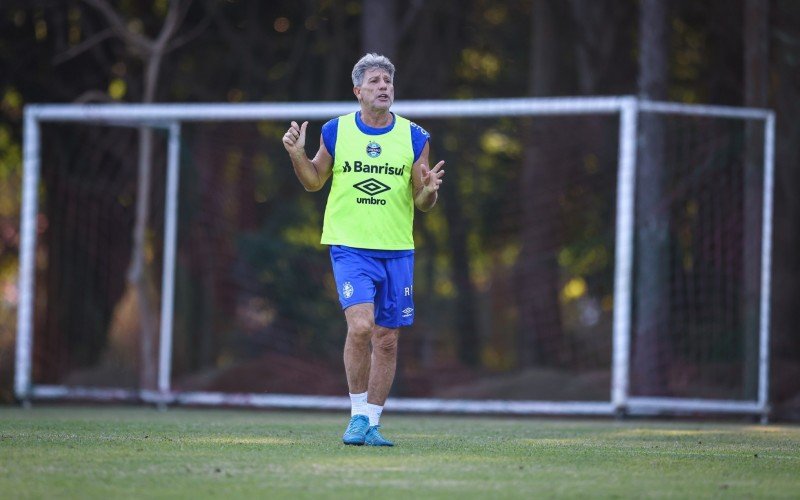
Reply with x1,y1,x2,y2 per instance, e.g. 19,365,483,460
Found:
355,68,394,111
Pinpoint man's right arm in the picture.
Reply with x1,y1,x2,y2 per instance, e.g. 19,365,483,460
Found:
282,120,333,192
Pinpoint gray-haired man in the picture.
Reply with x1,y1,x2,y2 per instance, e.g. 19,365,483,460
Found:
282,53,445,446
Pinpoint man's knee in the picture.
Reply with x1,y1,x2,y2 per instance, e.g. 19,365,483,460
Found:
372,327,399,355
348,318,373,339
345,306,374,340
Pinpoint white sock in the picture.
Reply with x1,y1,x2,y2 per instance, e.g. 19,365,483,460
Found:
366,403,383,426
350,392,368,417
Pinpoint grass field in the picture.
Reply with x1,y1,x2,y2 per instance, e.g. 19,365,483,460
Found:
1,406,799,498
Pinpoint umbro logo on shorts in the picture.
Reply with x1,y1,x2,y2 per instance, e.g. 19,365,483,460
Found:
402,307,414,318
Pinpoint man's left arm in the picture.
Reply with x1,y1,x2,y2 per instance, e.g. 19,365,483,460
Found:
412,142,445,212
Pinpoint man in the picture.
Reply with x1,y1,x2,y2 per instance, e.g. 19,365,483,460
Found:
282,53,444,446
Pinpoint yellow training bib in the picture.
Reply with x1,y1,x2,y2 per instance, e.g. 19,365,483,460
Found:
320,112,415,250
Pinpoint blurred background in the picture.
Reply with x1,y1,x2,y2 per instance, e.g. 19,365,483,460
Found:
0,0,798,419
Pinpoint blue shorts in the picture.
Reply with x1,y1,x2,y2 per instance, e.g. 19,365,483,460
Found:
329,246,415,328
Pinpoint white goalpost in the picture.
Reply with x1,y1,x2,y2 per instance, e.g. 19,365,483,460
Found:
15,96,775,419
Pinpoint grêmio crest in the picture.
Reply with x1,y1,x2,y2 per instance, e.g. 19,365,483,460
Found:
366,141,381,158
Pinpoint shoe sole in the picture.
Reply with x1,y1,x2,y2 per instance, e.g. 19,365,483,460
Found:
342,436,366,446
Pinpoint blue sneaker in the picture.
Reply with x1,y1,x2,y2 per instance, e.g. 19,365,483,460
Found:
342,415,369,445
364,425,394,446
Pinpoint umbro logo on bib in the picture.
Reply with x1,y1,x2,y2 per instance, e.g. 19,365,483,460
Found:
353,178,391,196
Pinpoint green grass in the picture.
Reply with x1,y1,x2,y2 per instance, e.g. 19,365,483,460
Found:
1,407,799,498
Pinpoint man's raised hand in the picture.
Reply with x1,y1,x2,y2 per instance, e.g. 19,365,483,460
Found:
282,121,308,155
421,160,446,193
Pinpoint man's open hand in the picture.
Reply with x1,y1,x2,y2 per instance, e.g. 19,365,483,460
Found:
420,160,445,193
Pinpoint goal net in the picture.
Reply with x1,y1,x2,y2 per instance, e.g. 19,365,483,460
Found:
15,97,774,418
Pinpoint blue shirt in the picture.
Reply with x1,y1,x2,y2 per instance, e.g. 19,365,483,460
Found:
322,112,430,258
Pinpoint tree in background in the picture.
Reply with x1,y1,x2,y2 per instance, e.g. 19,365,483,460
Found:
1,0,800,414
79,0,197,391
742,0,768,399
633,0,670,396
770,0,800,416
360,0,395,60
517,0,563,367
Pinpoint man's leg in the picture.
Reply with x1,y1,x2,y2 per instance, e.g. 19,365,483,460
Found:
367,325,399,405
363,325,399,446
361,253,410,447
341,303,374,445
343,303,374,394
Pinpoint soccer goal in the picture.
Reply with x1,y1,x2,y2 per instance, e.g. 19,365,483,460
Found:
15,97,775,420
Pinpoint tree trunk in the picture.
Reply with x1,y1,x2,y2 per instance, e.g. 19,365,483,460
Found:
130,48,168,392
322,2,346,99
742,0,768,399
439,154,480,367
517,0,564,367
360,0,397,59
83,0,190,392
769,2,800,406
633,0,670,396
570,0,620,95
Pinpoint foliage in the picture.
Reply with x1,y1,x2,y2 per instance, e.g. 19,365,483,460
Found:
0,0,799,407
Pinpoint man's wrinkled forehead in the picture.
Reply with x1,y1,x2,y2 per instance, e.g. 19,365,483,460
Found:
362,67,393,82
